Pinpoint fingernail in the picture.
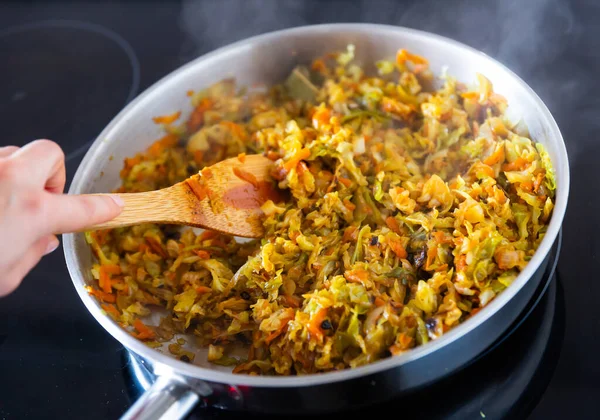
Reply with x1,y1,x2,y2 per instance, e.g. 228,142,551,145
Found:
110,195,125,207
45,237,60,255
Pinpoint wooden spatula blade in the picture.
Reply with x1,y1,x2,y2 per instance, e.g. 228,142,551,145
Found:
80,154,282,238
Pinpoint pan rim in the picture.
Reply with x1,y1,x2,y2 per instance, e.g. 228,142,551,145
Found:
63,22,569,388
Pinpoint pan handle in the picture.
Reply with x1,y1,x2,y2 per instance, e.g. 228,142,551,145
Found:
120,376,200,420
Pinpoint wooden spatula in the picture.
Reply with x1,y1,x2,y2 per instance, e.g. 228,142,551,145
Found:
81,154,283,238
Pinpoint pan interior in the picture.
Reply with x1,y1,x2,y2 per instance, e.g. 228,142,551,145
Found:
65,24,569,382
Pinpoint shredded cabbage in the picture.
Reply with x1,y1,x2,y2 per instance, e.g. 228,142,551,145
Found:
84,44,557,376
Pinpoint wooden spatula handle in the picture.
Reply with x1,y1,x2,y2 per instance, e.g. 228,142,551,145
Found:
83,187,181,231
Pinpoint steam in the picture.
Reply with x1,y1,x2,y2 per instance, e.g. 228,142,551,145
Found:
178,0,587,158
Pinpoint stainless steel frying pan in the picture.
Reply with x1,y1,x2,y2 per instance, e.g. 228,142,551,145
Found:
63,23,570,419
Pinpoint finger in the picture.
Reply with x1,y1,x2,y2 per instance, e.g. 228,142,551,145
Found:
0,146,19,158
45,157,66,193
0,235,58,297
10,139,65,190
42,193,124,234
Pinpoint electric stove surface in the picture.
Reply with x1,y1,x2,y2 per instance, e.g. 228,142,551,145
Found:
0,1,595,419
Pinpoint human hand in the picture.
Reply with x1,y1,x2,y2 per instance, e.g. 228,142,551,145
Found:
0,140,123,296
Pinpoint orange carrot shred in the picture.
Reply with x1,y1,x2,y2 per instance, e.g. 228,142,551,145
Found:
101,304,120,318
133,319,155,340
345,268,369,283
343,199,356,211
187,98,213,132
102,264,122,275
86,286,116,303
199,230,218,241
283,148,311,172
307,308,328,341
502,157,528,172
193,151,204,165
385,216,401,234
145,237,168,258
389,239,408,259
396,49,429,66
343,226,358,242
186,177,208,201
338,177,352,188
152,111,181,125
99,266,112,294
196,286,213,294
233,167,259,189
147,134,179,157
194,250,211,259
237,153,247,163
311,58,326,74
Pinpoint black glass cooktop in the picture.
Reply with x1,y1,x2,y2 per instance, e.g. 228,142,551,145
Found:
0,1,595,419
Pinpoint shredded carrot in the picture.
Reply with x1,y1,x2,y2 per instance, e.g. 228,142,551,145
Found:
86,286,116,303
237,153,247,163
101,304,120,318
385,216,401,234
221,121,247,140
338,177,352,188
520,181,533,192
311,58,327,74
102,264,122,275
187,98,213,132
152,111,181,125
289,231,300,241
343,199,356,211
389,239,408,259
99,266,112,294
145,237,168,258
425,245,438,270
343,226,358,242
344,268,369,284
374,296,386,307
284,148,311,172
133,319,155,340
483,145,505,166
233,167,259,188
193,151,204,165
396,49,429,66
200,167,213,179
124,155,142,170
307,308,328,341
196,286,213,294
199,230,219,241
471,162,495,179
432,231,452,244
95,230,110,246
297,161,309,177
186,177,208,201
284,294,301,308
147,134,179,157
502,157,528,172
461,92,479,100
266,150,281,161
434,264,449,272
312,107,331,127
194,250,211,259
469,308,482,318
490,118,508,137
265,325,286,345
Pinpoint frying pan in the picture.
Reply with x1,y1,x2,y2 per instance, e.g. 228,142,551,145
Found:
63,23,570,419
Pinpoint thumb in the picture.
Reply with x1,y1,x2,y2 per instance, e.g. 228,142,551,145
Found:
44,193,124,234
